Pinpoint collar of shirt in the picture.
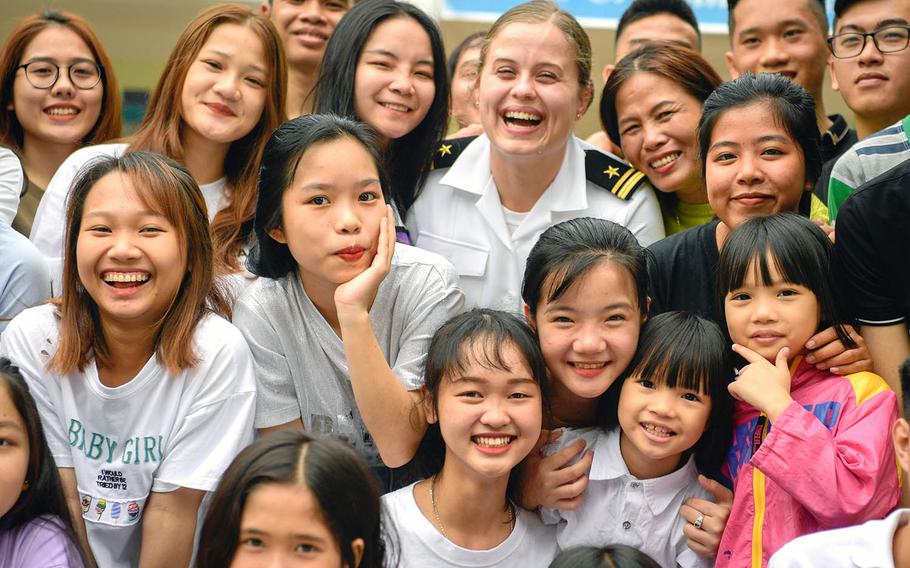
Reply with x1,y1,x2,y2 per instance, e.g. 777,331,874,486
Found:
823,114,850,148
590,427,702,515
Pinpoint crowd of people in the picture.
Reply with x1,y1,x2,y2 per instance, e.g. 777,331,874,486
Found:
0,0,908,566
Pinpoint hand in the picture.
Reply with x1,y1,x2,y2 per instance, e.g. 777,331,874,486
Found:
804,325,872,375
449,123,484,139
729,344,793,421
517,430,593,510
679,475,734,558
334,206,396,317
812,219,835,243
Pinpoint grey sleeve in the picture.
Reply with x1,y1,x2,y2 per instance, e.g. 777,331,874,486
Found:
392,262,465,390
0,233,51,332
232,298,301,429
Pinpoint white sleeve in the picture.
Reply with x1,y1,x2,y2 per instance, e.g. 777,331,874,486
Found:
393,259,464,390
0,148,24,225
152,328,256,491
622,182,665,247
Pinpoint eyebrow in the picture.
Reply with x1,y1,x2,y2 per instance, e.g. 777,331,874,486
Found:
82,209,166,219
203,49,266,74
0,420,23,431
738,18,807,37
298,178,381,191
617,100,677,128
838,18,910,33
452,376,537,385
709,134,790,151
365,48,433,67
241,528,328,543
544,301,635,313
24,56,97,66
628,38,693,49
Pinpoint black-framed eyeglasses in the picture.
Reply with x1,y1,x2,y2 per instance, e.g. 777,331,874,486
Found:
16,59,103,90
828,25,910,59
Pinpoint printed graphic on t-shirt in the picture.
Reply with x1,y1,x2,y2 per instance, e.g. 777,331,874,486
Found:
80,493,146,526
67,418,166,465
307,411,379,464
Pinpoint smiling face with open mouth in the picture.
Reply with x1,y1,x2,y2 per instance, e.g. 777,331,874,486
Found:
431,341,542,480
12,26,103,153
353,16,435,147
76,172,187,331
478,21,589,161
264,0,349,69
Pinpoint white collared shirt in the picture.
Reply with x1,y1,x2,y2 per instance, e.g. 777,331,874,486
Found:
406,135,663,312
541,427,712,568
769,508,909,568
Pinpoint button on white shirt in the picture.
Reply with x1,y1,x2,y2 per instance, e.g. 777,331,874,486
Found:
406,135,664,312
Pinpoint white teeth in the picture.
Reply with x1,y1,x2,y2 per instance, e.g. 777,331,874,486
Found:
572,362,605,369
46,108,77,116
650,152,681,169
474,436,512,448
642,423,673,437
103,272,150,283
381,102,409,112
504,111,542,121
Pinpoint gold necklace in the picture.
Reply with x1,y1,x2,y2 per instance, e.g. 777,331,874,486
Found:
429,475,515,539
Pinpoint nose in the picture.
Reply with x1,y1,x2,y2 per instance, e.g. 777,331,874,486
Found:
647,388,678,417
642,124,668,152
297,0,328,23
572,324,607,355
735,153,765,186
751,294,778,323
213,72,242,101
510,72,536,100
856,34,885,65
758,38,790,69
334,201,362,234
107,231,141,261
50,68,76,98
480,398,510,429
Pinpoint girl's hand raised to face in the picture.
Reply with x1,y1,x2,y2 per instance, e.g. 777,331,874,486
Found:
335,205,396,318
728,344,794,422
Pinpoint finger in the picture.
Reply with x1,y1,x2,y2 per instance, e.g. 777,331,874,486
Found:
682,525,719,557
541,439,587,469
682,534,715,559
805,326,837,350
811,348,865,371
804,337,846,365
829,358,874,376
774,347,790,373
550,474,590,509
731,343,765,364
548,450,594,486
532,430,551,454
698,474,734,506
385,205,397,260
727,382,744,401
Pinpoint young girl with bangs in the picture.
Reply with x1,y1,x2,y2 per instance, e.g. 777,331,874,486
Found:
0,152,257,567
715,213,900,567
383,309,557,566
0,358,85,567
30,3,286,296
541,311,733,568
234,114,462,485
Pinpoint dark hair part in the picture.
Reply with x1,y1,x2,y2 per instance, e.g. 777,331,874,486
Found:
0,359,86,566
51,151,227,376
599,312,733,474
448,31,487,79
616,0,701,48
314,0,448,215
901,358,910,418
197,430,392,568
717,213,857,350
548,544,662,568
602,43,721,145
248,113,386,279
416,309,549,500
698,73,822,192
522,217,649,317
727,0,828,36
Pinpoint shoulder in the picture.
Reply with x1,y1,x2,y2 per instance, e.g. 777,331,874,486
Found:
235,274,292,311
391,244,459,285
579,143,647,201
649,221,716,259
0,515,80,567
194,314,251,357
770,510,903,567
381,482,418,514
4,304,58,343
428,136,480,171
61,143,127,169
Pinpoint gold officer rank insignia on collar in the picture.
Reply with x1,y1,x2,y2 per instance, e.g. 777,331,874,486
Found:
430,136,478,170
585,149,647,201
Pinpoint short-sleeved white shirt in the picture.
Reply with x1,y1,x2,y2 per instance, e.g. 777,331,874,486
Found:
0,147,24,226
383,482,557,567
542,427,711,568
0,305,257,568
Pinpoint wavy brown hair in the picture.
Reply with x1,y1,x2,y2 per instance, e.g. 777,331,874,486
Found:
49,152,228,376
128,4,287,273
0,10,121,150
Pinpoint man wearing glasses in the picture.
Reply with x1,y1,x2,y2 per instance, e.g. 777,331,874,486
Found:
826,0,910,220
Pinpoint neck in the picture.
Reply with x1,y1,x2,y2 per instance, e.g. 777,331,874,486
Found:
714,220,731,252
420,463,513,549
854,111,905,140
490,143,567,213
181,128,228,185
21,135,79,189
894,512,910,568
813,95,831,135
549,380,599,428
97,319,159,387
674,177,708,205
287,64,319,118
619,429,681,479
298,270,341,335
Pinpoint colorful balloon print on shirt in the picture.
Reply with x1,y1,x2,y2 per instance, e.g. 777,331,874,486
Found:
111,501,121,523
128,501,140,521
95,498,106,520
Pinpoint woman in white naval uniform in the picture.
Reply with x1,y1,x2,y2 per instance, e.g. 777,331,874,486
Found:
406,0,663,312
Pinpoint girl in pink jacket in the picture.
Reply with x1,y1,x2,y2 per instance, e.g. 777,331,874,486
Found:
714,214,900,568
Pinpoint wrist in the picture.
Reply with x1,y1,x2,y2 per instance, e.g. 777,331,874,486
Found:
765,395,794,422
336,307,371,328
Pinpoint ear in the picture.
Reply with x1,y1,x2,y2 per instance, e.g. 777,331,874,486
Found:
893,418,910,476
349,537,365,568
725,51,740,79
260,1,270,16
642,296,652,323
421,386,437,425
578,83,594,117
523,304,536,331
602,63,615,83
829,57,841,92
268,225,287,244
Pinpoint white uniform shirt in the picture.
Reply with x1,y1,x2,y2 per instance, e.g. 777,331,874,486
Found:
383,481,557,567
0,305,257,568
406,135,664,311
29,143,228,292
0,147,24,225
541,427,711,568
769,508,909,568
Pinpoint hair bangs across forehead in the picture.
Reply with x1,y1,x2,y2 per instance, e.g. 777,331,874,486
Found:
632,324,715,395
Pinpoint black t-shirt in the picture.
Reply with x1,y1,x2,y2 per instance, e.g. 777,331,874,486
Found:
833,158,910,326
647,219,721,323
815,114,859,202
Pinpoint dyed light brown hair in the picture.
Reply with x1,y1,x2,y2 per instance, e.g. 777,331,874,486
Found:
0,10,121,150
128,3,287,273
50,152,229,376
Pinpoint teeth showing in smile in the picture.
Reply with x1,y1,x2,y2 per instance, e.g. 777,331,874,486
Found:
381,102,409,112
46,108,77,116
473,436,512,448
650,152,681,169
571,362,606,369
504,111,542,126
103,272,149,283
642,423,674,437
